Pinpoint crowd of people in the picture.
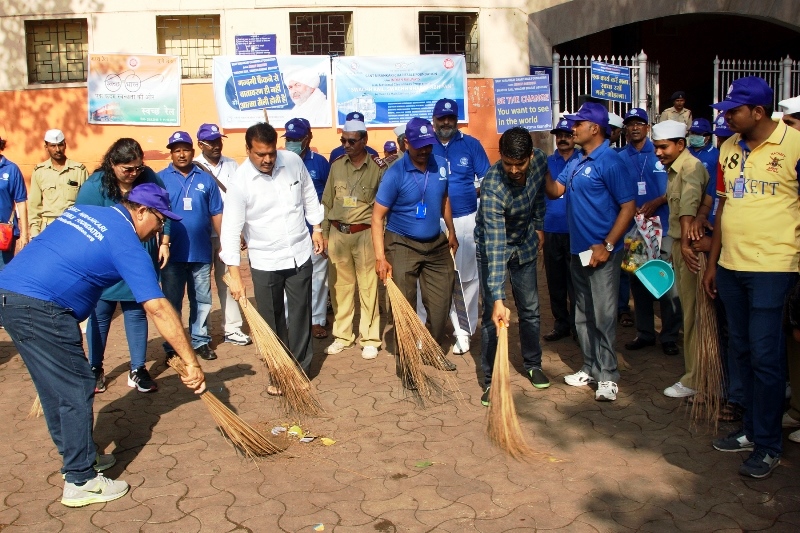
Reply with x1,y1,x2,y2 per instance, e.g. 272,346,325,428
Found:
1,79,799,507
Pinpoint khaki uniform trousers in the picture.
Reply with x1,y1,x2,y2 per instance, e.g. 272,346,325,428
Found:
673,250,697,389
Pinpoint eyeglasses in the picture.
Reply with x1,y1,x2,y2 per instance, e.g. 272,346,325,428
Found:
626,122,647,129
120,165,145,174
340,137,363,146
148,209,165,230
555,132,573,139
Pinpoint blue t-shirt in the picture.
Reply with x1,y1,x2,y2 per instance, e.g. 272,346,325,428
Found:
330,144,378,163
432,131,490,217
376,153,449,241
621,139,670,234
0,204,164,320
690,144,721,229
545,150,580,234
557,141,637,254
0,157,28,237
302,149,331,234
158,164,223,263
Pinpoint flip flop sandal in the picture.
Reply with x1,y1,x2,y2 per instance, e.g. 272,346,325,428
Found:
312,324,328,339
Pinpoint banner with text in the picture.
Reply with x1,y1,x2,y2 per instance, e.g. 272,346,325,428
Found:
590,62,632,103
87,54,181,125
235,34,277,56
493,74,552,133
213,55,332,128
332,55,468,127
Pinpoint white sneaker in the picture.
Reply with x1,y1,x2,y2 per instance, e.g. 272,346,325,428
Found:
61,474,129,507
324,340,349,355
452,335,470,355
663,381,696,398
361,346,379,360
789,429,800,443
224,330,252,346
564,370,596,387
596,381,618,401
783,412,800,428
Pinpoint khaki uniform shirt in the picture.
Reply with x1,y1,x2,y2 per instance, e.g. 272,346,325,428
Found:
665,148,709,240
659,107,693,129
321,154,387,239
29,158,88,236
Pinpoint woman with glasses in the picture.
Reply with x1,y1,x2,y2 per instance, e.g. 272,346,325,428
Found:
75,138,171,394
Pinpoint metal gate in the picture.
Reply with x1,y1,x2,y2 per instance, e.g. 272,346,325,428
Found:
713,56,799,107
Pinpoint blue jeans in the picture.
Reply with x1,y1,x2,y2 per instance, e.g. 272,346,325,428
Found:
716,267,797,456
161,262,212,349
0,292,97,484
87,299,148,371
479,251,542,387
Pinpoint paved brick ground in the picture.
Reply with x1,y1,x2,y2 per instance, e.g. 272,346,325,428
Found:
1,263,799,532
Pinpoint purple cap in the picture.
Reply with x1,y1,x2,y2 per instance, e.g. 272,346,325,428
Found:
384,140,398,152
565,102,609,132
432,98,458,118
283,118,310,139
713,113,733,137
550,118,574,134
127,183,182,221
689,118,712,135
197,123,226,142
166,131,193,148
623,108,649,124
711,76,774,112
405,117,437,149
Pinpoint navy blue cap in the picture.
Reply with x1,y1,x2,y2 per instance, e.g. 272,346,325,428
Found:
405,118,437,149
713,113,733,137
623,108,649,124
197,123,225,142
711,76,774,112
565,102,609,132
689,118,712,135
166,131,193,148
384,140,398,152
670,91,686,101
432,98,458,118
345,111,365,122
283,118,310,139
128,183,182,221
550,118,574,134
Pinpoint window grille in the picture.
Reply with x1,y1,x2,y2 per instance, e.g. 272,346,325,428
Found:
156,15,220,79
25,19,89,84
419,12,479,74
290,12,353,56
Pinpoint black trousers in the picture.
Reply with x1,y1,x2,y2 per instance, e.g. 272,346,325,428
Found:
543,232,575,334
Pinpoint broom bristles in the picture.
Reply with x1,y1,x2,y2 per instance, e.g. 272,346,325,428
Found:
167,356,285,457
27,394,43,419
486,324,535,459
223,273,322,416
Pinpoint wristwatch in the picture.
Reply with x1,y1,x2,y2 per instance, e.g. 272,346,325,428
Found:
604,241,614,252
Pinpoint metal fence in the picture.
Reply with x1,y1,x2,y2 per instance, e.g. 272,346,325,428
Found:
713,56,799,107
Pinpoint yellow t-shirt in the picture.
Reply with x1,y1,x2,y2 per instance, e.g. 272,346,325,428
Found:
717,122,800,272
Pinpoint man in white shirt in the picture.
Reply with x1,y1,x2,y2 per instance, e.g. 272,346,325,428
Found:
222,123,324,380
194,123,251,347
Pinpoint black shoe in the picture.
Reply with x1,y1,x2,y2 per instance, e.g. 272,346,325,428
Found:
92,366,106,393
128,366,157,392
481,386,490,407
625,337,655,350
662,342,680,356
528,367,551,389
196,344,217,361
440,356,456,371
543,329,570,342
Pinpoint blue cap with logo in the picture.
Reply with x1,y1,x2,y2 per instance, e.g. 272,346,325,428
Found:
197,123,226,142
565,102,609,132
432,98,459,118
128,183,182,221
689,118,712,135
623,108,649,124
713,113,733,137
711,76,774,112
166,131,193,148
343,111,367,132
384,140,398,152
405,117,437,149
550,118,574,135
283,118,310,139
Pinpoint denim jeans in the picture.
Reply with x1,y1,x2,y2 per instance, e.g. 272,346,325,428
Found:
87,299,148,371
0,291,97,484
716,267,797,456
161,261,212,349
479,251,542,387
571,251,623,383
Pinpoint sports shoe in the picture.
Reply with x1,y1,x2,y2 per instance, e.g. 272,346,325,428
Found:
224,330,251,346
196,344,217,361
528,368,550,389
452,335,470,355
739,448,780,479
361,346,379,360
782,412,800,428
325,340,349,355
61,453,116,479
61,474,129,507
663,381,696,398
92,367,106,393
128,367,157,393
789,429,800,443
564,370,595,387
713,428,754,452
481,386,491,407
595,381,618,401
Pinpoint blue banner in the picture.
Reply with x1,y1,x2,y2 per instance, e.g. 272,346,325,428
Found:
590,62,632,103
235,34,277,56
493,75,552,133
229,57,289,111
332,55,468,127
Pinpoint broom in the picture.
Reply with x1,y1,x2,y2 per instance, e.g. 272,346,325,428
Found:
384,278,462,401
486,321,535,459
222,273,322,416
166,355,285,457
691,253,724,430
27,394,43,419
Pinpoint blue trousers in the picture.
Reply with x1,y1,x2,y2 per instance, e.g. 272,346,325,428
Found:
0,291,97,484
87,299,148,371
161,261,212,349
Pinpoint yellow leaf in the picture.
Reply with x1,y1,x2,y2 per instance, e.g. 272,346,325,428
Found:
288,425,304,437
321,438,336,446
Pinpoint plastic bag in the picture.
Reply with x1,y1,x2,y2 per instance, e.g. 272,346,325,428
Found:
621,214,662,273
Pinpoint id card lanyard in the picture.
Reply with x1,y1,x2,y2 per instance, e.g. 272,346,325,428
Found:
637,154,648,196
175,171,196,211
412,171,429,219
342,170,365,208
733,149,749,199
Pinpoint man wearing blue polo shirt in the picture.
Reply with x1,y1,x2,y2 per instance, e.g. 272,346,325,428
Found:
158,132,223,361
620,108,683,357
545,102,636,401
687,118,720,173
372,117,459,388
330,112,379,163
543,118,579,341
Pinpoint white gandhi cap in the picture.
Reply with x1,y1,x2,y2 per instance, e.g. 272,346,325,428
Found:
778,96,800,115
651,120,687,141
608,113,624,129
44,129,65,144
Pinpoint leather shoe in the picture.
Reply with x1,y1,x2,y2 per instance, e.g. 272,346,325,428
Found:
662,342,680,356
625,337,655,350
543,329,570,342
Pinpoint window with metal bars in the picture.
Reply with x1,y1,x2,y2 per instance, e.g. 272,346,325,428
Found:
156,15,220,79
25,19,89,84
418,12,479,74
290,12,353,56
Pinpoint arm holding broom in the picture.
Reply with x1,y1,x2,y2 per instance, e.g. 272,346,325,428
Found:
372,202,392,282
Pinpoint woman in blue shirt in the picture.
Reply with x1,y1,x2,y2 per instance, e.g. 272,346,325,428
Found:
76,138,171,394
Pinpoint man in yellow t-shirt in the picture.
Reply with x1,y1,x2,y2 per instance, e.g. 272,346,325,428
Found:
703,76,800,479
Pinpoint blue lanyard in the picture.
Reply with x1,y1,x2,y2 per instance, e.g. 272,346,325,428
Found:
568,160,590,191
412,171,429,203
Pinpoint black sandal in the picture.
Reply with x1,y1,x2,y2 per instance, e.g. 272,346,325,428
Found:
618,312,634,327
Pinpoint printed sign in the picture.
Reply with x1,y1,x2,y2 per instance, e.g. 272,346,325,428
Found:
493,75,553,133
235,34,277,56
590,62,632,103
229,57,289,111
